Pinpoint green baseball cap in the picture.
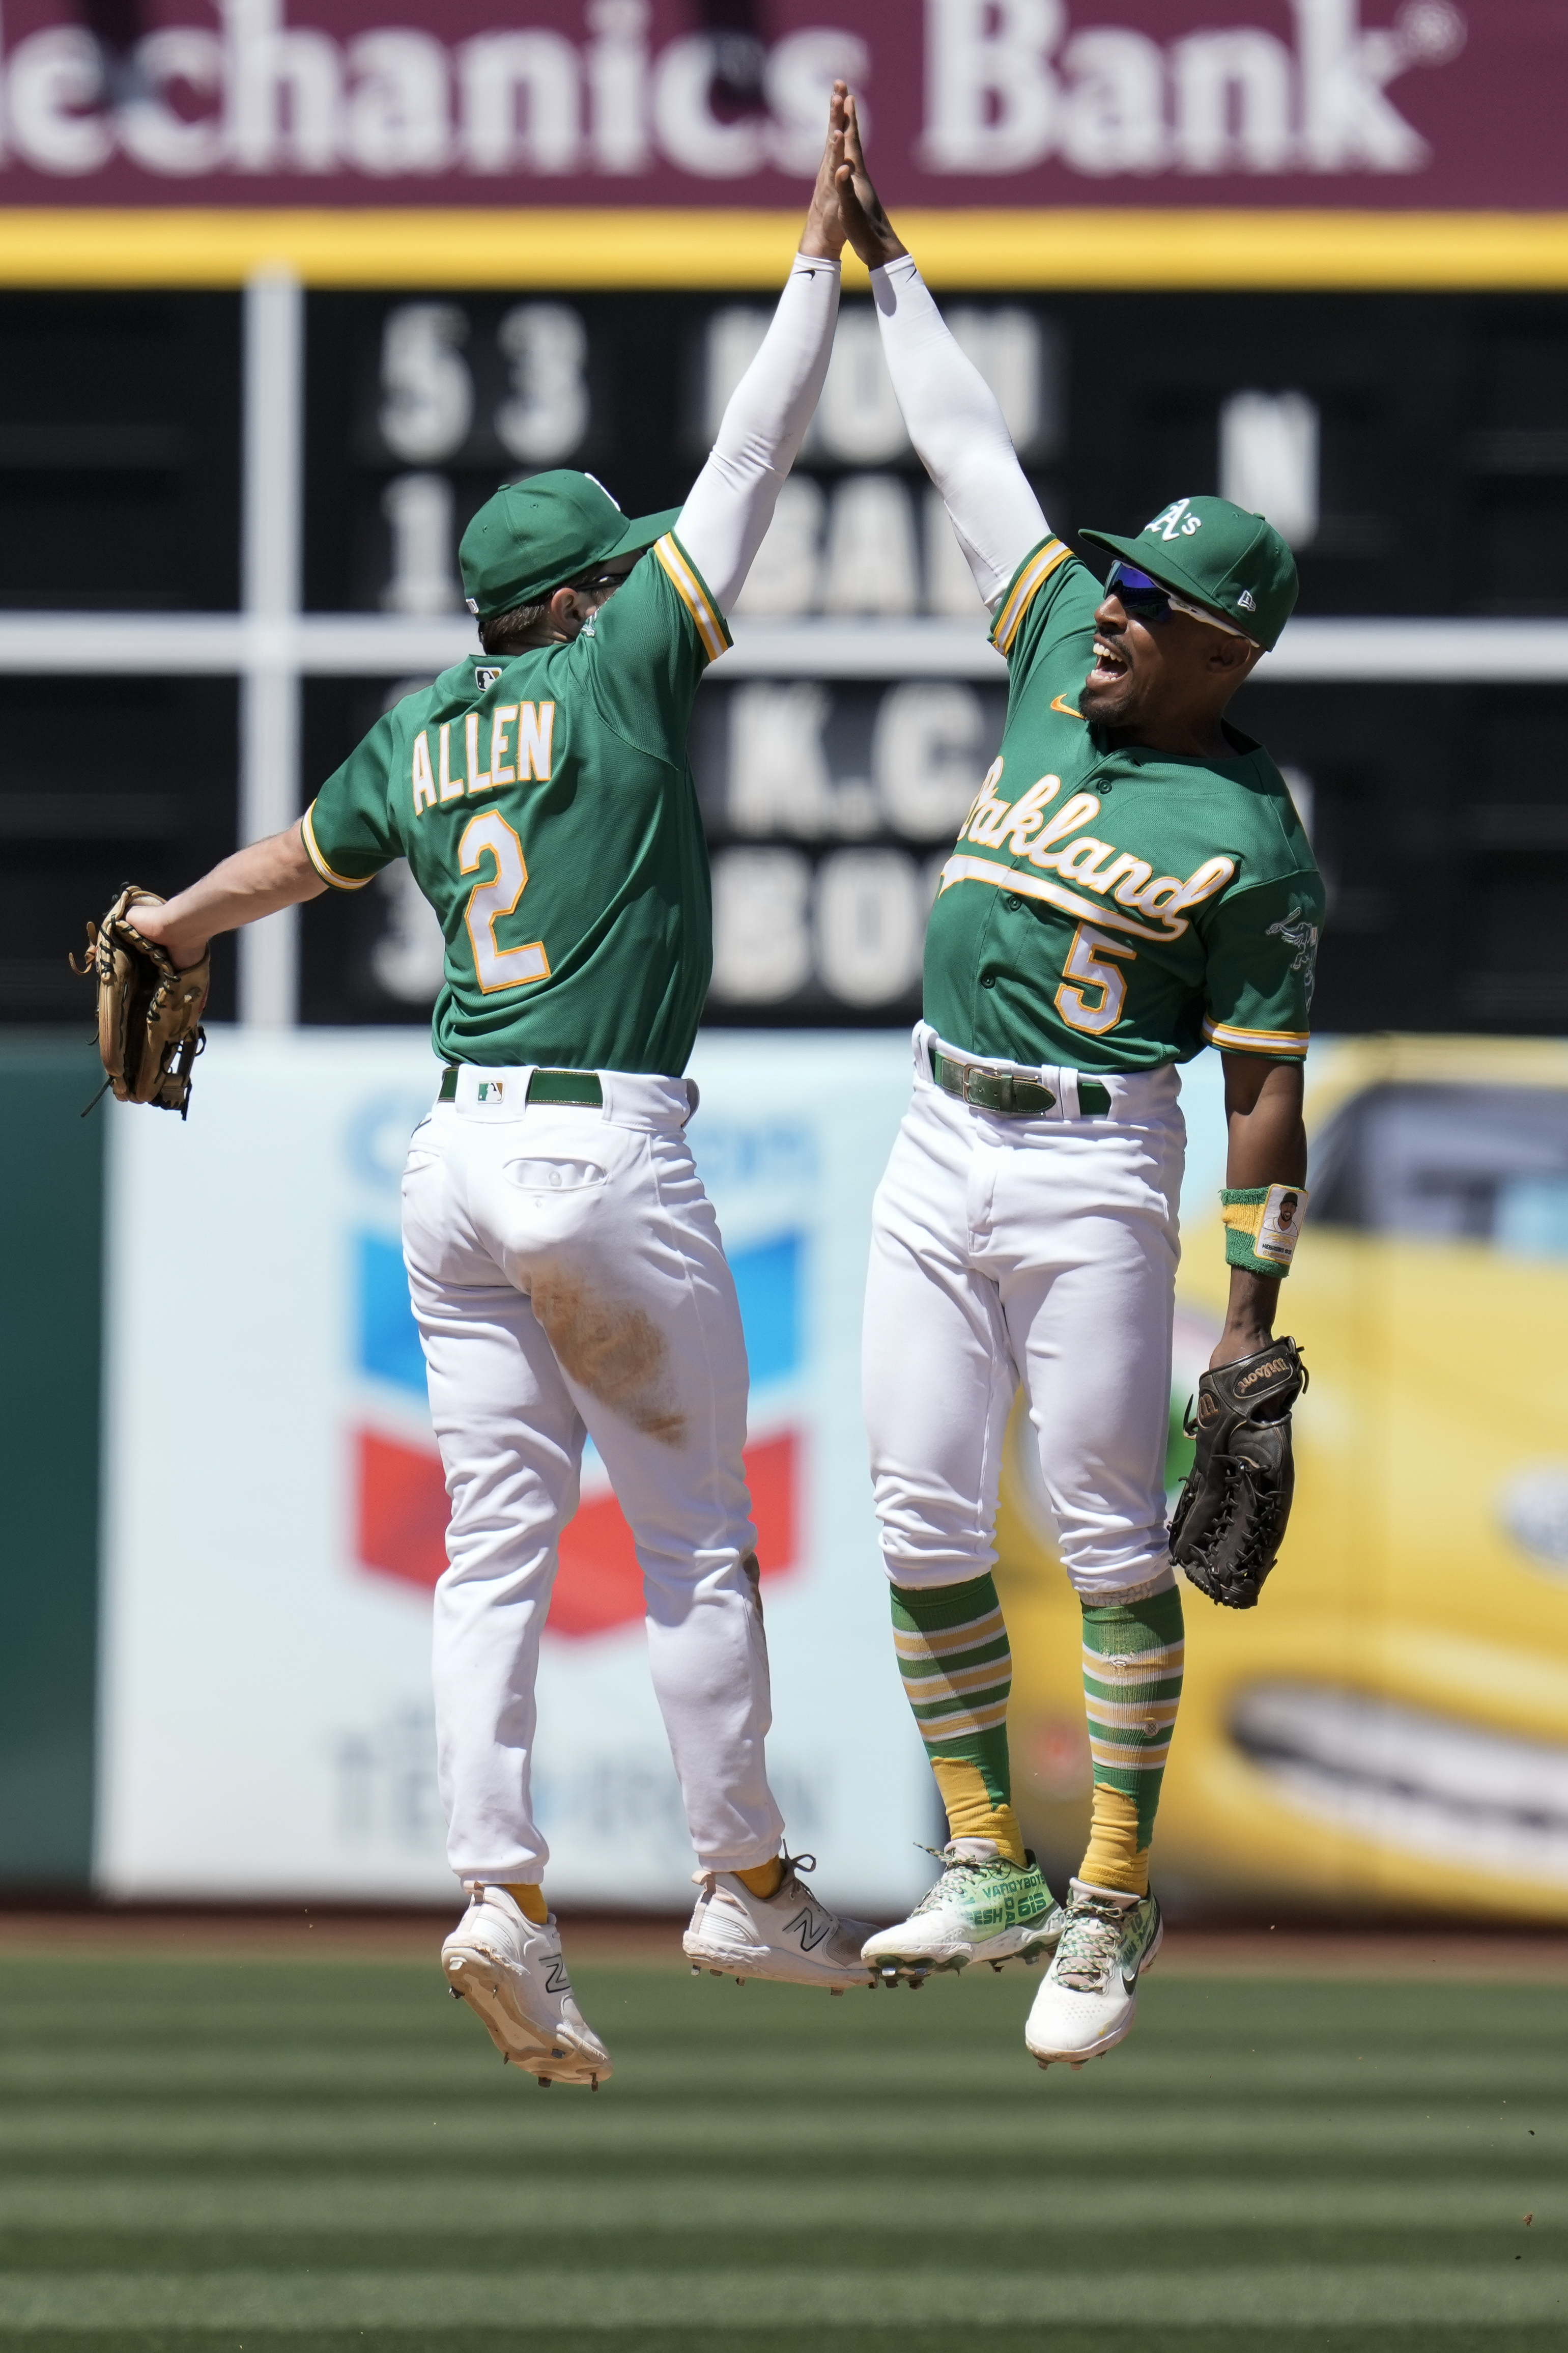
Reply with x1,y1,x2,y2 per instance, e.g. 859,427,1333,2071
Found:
459,470,682,620
1079,495,1298,651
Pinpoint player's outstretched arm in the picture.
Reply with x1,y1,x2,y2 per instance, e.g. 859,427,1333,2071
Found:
1212,1054,1307,1368
122,824,326,970
673,87,850,615
834,93,1047,610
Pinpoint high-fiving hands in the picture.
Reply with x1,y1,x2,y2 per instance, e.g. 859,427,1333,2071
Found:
801,82,853,258
803,83,904,270
828,85,906,271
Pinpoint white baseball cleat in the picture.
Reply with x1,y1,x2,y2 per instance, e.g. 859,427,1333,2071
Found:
861,1842,1064,1983
1023,1879,1162,2069
441,1885,612,2088
683,1854,876,1990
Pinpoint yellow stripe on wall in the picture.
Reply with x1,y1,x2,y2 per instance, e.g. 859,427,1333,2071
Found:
1,208,1567,291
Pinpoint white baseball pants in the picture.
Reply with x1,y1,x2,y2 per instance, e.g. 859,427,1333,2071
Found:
863,1030,1186,1601
400,1067,784,1886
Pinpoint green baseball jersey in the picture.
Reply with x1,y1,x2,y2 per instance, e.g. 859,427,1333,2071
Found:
302,533,730,1075
924,537,1325,1072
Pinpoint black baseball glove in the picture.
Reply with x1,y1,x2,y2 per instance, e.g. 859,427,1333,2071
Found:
1168,1336,1307,1610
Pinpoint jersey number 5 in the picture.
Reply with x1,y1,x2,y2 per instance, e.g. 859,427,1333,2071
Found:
459,811,550,994
1055,922,1136,1035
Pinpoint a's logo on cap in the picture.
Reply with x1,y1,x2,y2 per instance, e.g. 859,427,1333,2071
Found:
1148,497,1202,541
1237,589,1257,612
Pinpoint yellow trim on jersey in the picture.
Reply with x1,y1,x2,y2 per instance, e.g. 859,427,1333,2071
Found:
1203,1016,1310,1059
990,538,1073,657
6,209,1568,292
653,534,731,666
300,805,377,891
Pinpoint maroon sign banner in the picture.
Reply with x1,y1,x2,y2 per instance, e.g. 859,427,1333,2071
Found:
0,0,1559,213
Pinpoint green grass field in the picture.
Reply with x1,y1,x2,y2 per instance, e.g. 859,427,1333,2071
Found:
0,1945,1559,2350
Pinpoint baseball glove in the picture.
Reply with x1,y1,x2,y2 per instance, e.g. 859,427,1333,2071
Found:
1168,1336,1307,1610
72,885,208,1118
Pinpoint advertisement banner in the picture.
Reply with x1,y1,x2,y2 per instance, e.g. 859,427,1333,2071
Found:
97,1028,933,1911
1001,1037,1568,1921
0,0,1550,215
100,1027,1568,1918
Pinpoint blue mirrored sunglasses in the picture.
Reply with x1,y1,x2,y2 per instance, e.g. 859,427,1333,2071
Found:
1104,561,1249,638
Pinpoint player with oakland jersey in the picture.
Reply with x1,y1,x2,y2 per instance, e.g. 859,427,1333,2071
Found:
831,104,1324,2066
122,110,878,2086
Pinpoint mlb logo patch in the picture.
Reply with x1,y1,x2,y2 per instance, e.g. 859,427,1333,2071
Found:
477,1080,503,1103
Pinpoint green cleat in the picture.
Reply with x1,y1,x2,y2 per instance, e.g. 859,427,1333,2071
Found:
861,1843,1063,1980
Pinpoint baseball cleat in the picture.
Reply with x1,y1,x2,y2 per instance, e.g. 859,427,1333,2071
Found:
682,1853,876,1990
861,1843,1063,1981
1023,1879,1162,2068
441,1885,612,2089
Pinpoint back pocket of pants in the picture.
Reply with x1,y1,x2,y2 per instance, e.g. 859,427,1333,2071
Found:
503,1158,607,1194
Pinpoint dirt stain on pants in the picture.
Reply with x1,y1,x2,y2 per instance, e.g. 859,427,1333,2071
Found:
531,1272,688,1448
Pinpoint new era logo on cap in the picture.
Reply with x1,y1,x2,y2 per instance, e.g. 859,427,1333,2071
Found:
1237,589,1258,612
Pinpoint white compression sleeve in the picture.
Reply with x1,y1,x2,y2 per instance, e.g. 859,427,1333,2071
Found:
870,254,1048,610
676,253,841,617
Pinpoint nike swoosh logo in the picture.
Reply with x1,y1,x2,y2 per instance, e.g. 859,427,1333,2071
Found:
1051,693,1084,718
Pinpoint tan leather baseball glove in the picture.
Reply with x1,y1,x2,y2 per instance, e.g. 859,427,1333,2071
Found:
72,885,209,1118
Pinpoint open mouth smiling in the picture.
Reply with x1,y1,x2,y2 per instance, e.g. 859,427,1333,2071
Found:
1231,1681,1568,1883
1087,636,1129,688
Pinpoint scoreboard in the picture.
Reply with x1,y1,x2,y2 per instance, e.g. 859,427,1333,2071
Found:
4,280,1568,1037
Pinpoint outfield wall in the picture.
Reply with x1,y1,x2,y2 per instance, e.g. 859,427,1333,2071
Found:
10,1026,1568,1917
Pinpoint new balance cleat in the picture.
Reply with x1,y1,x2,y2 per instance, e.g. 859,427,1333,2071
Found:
1023,1879,1162,2067
683,1854,876,1990
442,1885,612,2088
861,1843,1063,1981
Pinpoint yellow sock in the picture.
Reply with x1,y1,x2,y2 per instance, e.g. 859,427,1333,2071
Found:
1077,1786,1150,1898
736,1858,785,1899
503,1881,549,1924
932,1758,1027,1868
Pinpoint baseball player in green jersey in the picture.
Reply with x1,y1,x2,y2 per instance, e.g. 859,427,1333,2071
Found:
831,102,1325,2066
125,113,878,2086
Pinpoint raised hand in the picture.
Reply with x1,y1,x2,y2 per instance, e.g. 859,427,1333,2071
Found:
801,80,853,259
833,89,906,270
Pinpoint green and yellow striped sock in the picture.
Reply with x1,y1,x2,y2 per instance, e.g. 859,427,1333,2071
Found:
1079,1586,1185,1898
891,1574,1026,1867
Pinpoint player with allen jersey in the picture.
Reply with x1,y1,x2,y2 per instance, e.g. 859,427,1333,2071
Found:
123,110,878,2086
831,101,1325,2066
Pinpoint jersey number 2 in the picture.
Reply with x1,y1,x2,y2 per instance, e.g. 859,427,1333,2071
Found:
1055,923,1136,1035
459,811,550,994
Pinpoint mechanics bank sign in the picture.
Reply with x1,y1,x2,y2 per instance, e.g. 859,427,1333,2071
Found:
0,0,1548,210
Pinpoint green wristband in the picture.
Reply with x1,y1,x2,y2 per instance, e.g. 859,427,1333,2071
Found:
1220,1183,1307,1277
